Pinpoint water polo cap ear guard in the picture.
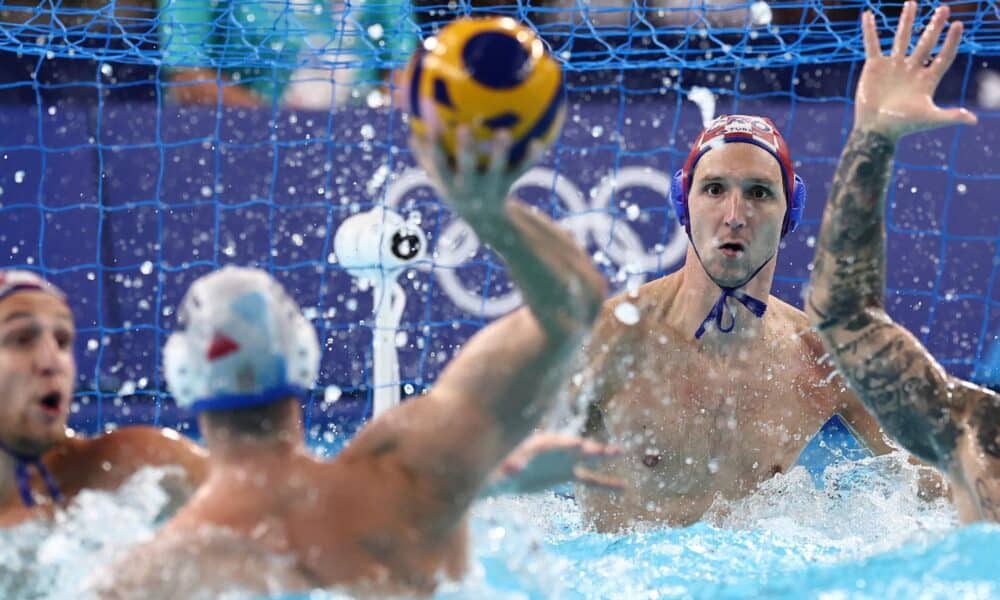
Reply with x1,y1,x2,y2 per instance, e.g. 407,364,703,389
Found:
669,115,806,238
163,266,321,413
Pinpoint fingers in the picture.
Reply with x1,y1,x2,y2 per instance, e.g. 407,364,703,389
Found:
938,106,978,127
488,130,512,178
454,125,476,178
499,452,528,476
517,140,547,177
892,1,917,58
580,438,621,458
930,19,964,85
863,11,881,59
572,466,624,491
910,5,948,67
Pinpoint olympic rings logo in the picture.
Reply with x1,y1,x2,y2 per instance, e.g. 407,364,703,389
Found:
381,166,689,317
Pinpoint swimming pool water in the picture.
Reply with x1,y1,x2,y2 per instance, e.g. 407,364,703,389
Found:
2,445,996,599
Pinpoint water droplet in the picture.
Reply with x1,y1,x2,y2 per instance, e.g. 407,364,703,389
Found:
750,1,773,26
291,233,304,247
100,63,113,77
139,261,153,275
324,385,342,404
590,125,604,138
625,204,640,221
614,301,640,325
366,90,386,109
360,124,375,140
14,171,25,184
200,185,212,198
957,183,967,194
87,339,99,351
688,87,716,128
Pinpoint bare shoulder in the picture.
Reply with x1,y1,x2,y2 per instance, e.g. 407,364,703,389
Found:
596,274,681,344
764,297,830,359
762,297,851,400
50,426,207,491
88,426,207,466
959,380,1000,460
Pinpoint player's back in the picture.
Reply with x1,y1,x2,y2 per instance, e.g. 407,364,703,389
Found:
103,444,469,598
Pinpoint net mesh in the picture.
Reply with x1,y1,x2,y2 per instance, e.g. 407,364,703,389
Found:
1,0,998,436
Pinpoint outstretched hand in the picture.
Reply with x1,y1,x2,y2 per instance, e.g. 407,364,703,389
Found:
855,1,977,140
484,432,623,497
409,127,544,227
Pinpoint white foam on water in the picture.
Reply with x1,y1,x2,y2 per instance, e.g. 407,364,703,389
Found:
0,450,973,599
0,466,180,599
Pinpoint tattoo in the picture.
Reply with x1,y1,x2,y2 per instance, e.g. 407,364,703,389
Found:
970,396,1000,460
808,129,962,468
975,478,1000,521
811,129,894,325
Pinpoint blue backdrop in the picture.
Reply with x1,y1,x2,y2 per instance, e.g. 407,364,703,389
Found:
1,98,997,439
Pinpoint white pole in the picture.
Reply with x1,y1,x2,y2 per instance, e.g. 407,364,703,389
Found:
371,280,407,417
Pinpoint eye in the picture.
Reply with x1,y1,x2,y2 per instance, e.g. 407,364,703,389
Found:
55,330,74,350
703,182,724,197
748,185,773,200
6,328,35,349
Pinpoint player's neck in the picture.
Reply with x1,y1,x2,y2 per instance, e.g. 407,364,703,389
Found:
204,427,307,470
0,451,17,507
670,249,775,345
0,433,63,508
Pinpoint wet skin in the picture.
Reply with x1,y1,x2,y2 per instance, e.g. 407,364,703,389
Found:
0,291,207,526
577,144,895,530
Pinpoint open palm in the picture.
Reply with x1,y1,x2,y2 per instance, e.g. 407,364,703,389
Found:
855,2,976,141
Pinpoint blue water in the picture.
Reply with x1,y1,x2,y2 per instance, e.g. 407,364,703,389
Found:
2,429,997,599
442,455,995,600
298,433,995,600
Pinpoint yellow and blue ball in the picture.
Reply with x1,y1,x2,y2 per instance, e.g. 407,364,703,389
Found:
402,17,566,168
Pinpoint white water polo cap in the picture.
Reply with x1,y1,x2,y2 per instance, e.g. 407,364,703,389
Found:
0,270,66,304
163,267,321,413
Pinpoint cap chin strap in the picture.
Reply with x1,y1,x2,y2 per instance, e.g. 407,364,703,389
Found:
689,242,774,340
0,439,63,508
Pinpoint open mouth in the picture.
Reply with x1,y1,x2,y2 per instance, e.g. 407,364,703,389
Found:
38,392,62,416
718,242,745,257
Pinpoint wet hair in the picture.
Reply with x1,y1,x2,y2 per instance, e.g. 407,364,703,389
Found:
200,396,299,439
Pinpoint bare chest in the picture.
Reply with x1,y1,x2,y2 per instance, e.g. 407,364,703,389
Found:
601,345,832,496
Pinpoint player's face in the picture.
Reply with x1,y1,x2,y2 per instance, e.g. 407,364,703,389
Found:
0,291,76,454
687,143,786,287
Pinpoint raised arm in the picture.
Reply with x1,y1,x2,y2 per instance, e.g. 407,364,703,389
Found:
345,129,606,523
806,3,981,470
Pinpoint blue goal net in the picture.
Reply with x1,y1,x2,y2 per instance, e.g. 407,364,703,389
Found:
1,0,999,438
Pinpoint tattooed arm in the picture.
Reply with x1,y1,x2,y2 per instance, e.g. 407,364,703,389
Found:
806,3,982,471
807,129,964,467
